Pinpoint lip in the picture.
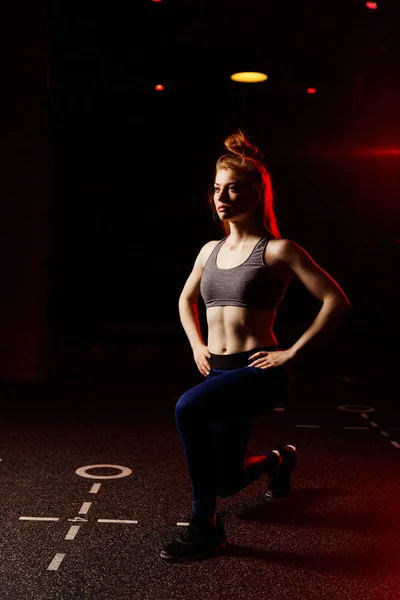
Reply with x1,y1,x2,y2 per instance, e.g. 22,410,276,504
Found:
218,206,229,212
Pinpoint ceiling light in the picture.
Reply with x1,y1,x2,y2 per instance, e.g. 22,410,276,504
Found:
230,72,268,83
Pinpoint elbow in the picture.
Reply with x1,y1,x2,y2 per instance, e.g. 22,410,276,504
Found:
325,293,351,312
179,294,198,306
334,295,351,313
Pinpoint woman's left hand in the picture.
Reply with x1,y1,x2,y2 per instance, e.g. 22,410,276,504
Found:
247,349,294,369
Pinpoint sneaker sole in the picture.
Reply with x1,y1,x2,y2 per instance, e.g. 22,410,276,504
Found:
160,539,230,562
265,446,298,500
264,491,290,502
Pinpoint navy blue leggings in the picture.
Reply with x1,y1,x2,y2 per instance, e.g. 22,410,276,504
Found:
175,346,291,517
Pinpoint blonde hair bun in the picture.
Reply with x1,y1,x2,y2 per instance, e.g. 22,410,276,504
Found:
224,129,259,161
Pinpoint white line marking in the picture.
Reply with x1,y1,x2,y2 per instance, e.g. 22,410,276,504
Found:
391,441,400,449
79,502,92,515
65,525,80,540
97,519,138,524
361,413,369,419
90,483,101,494
273,407,285,412
344,427,369,430
47,553,65,571
177,522,189,527
380,431,390,437
295,424,320,428
19,517,59,522
369,421,379,427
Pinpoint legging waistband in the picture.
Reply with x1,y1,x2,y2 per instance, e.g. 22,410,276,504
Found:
208,345,277,370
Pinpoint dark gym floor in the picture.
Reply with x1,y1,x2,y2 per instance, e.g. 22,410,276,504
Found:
0,344,399,600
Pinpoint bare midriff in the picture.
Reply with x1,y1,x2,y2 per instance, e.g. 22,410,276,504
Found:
201,236,291,355
206,306,277,354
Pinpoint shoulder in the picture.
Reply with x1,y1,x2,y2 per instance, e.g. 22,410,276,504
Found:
265,238,302,264
263,238,300,283
264,238,316,281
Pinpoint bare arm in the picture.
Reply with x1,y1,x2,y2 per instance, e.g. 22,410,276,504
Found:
178,298,205,350
273,240,351,358
178,241,215,350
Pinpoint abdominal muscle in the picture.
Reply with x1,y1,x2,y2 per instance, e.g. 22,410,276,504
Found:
206,305,278,354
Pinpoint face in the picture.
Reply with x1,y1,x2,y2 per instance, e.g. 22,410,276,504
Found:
213,168,257,222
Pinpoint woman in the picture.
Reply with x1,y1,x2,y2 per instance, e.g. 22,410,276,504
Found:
160,130,350,562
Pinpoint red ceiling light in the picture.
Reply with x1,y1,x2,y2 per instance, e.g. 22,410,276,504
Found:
307,88,316,94
366,2,378,8
155,84,164,91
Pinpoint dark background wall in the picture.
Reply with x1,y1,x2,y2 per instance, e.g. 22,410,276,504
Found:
0,1,50,379
1,1,399,382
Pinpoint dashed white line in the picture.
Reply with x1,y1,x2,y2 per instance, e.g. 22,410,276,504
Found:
295,425,320,428
90,483,102,494
78,502,92,515
391,441,400,449
344,427,369,430
177,522,189,527
369,421,379,428
97,519,138,524
380,431,390,437
47,553,65,571
65,525,80,540
361,413,369,419
19,517,59,522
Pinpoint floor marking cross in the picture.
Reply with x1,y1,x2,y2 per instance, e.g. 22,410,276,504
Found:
18,463,134,572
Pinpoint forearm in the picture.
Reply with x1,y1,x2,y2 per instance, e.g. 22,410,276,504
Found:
289,295,351,358
178,297,205,349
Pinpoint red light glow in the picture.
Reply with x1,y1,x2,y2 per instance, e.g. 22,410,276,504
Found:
155,84,164,91
366,2,378,8
307,88,316,94
351,147,400,156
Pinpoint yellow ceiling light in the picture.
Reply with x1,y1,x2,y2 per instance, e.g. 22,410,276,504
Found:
230,72,268,83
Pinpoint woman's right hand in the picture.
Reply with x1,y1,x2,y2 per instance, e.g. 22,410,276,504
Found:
193,343,212,377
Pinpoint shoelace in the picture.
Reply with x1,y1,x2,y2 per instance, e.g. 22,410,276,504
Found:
181,521,202,541
181,518,216,541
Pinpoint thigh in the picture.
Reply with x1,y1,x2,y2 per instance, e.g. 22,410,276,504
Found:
177,367,260,422
176,366,273,423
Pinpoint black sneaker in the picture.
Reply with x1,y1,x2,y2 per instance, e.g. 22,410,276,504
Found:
160,514,228,562
265,444,298,501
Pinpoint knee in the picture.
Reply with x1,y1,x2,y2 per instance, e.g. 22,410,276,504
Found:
175,394,195,423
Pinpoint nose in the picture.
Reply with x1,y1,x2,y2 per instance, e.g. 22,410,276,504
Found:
217,187,228,201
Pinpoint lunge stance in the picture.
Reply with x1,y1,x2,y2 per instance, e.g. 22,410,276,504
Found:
160,130,350,561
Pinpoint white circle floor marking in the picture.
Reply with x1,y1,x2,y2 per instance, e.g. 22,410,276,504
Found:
75,464,132,480
338,404,376,413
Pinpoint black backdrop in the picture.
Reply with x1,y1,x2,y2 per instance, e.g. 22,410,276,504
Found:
47,1,400,379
